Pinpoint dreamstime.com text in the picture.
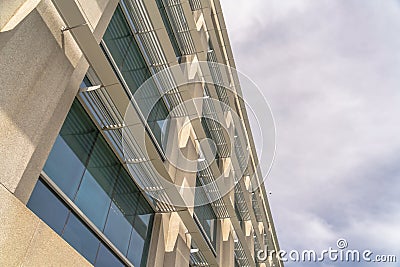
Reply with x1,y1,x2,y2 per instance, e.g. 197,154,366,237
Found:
257,238,397,264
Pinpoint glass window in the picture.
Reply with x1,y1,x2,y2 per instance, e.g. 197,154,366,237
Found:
112,169,140,219
43,136,86,199
127,213,152,267
43,99,98,198
60,100,98,165
73,170,112,230
27,179,127,267
194,178,217,249
103,4,169,153
194,204,217,249
34,83,156,266
85,137,119,195
120,42,151,94
127,228,145,267
103,202,132,254
103,5,132,69
74,136,120,230
62,213,100,263
27,180,69,235
103,5,151,95
95,244,124,267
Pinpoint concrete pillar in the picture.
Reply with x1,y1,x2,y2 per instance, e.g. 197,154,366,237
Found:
0,185,92,266
216,218,234,266
0,0,118,265
146,212,191,267
146,214,166,267
148,116,200,266
0,0,33,31
0,0,118,203
244,220,255,258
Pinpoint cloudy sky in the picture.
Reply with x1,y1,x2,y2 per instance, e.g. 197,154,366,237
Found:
220,0,400,266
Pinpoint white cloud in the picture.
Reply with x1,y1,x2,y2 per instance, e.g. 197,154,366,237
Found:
221,0,400,266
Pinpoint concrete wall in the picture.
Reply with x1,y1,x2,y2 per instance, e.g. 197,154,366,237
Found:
0,184,92,266
0,0,117,203
147,213,191,267
0,0,117,265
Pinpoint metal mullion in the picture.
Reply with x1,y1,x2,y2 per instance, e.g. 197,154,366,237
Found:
101,87,125,123
99,88,123,124
78,98,161,220
94,90,115,126
101,41,167,161
39,172,135,267
81,93,104,126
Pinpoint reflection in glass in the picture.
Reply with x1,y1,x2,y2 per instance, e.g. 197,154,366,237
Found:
43,136,85,199
95,244,125,267
27,180,69,235
74,170,112,230
62,213,100,263
104,202,132,254
44,98,98,199
127,213,153,267
33,85,155,265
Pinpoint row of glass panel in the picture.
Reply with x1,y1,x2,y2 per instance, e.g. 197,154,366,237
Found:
28,179,125,267
104,3,219,251
28,99,154,267
103,4,169,148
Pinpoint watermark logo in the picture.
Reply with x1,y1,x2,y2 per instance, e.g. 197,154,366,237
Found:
121,61,276,207
257,238,397,264
336,238,348,249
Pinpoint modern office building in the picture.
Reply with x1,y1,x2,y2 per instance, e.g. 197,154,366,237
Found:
0,0,282,266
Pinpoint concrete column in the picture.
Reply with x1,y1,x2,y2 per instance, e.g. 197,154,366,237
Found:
146,212,191,267
216,218,234,266
146,214,167,267
0,0,118,265
0,185,92,266
0,0,118,203
0,0,35,31
244,220,255,258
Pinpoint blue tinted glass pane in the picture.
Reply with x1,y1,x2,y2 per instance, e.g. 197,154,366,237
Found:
74,170,112,230
103,202,132,254
138,214,151,226
95,244,124,267
127,214,152,267
27,180,69,235
112,168,140,219
43,135,85,198
85,137,119,196
60,99,98,164
44,99,98,198
62,213,100,263
103,6,132,69
127,228,145,267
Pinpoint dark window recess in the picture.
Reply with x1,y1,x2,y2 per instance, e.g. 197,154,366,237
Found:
194,178,218,250
103,4,170,152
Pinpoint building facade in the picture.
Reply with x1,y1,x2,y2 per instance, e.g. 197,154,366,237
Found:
0,0,282,266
